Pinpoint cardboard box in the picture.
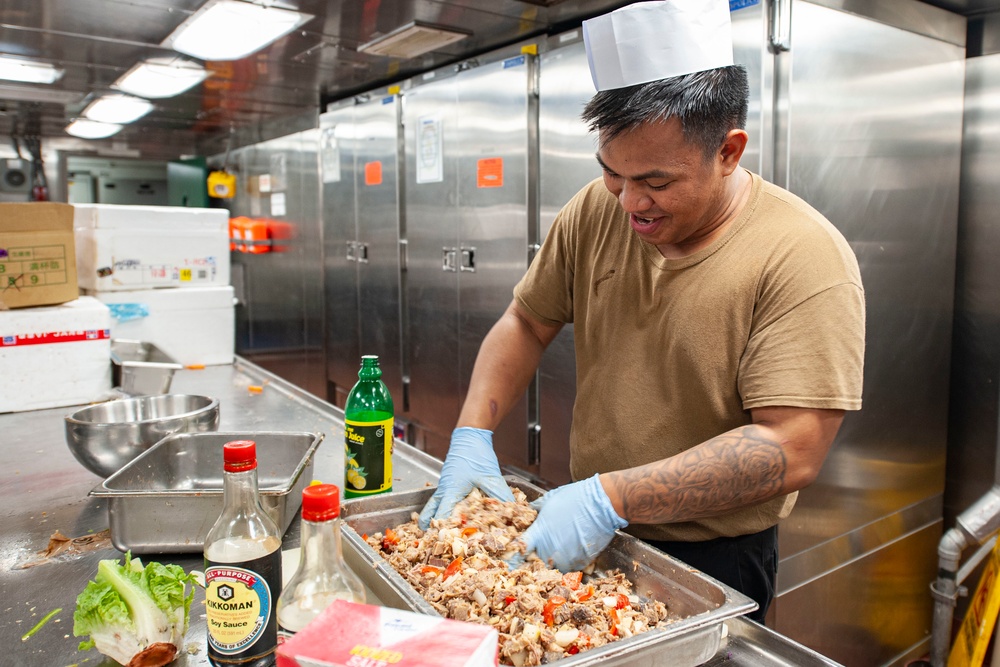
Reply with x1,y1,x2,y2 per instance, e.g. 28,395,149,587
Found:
277,600,498,667
0,202,79,309
87,285,235,366
74,203,230,291
0,296,112,413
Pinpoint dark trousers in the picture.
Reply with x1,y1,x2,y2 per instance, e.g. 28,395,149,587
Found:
643,525,778,624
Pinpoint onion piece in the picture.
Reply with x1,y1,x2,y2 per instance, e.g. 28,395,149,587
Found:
554,628,579,647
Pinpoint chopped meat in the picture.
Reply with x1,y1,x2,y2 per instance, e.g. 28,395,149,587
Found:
363,489,672,665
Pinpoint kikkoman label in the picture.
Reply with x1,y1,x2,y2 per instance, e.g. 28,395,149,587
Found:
205,561,275,655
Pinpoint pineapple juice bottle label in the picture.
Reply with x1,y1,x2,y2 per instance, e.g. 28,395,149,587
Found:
344,417,393,497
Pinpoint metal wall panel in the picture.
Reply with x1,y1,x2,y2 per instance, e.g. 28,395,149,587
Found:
403,51,535,463
455,55,534,474
767,3,963,662
355,95,405,406
322,96,405,410
221,120,326,397
775,521,942,666
321,104,362,405
776,0,963,553
947,50,1000,531
537,33,592,487
403,71,462,459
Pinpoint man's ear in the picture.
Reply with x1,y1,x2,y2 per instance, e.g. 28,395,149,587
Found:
719,129,749,174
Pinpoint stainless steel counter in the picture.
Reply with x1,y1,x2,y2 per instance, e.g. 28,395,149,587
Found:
0,359,842,667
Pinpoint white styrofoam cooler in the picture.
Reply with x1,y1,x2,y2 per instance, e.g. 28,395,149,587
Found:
0,297,112,413
89,286,235,366
74,203,230,292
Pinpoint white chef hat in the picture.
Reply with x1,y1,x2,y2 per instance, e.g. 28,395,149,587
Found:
583,0,734,92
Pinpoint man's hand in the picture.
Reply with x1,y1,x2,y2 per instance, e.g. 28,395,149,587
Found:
512,474,628,572
418,427,515,530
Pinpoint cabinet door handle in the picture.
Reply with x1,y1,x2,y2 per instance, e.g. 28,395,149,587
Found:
460,247,476,272
346,240,356,262
442,247,458,272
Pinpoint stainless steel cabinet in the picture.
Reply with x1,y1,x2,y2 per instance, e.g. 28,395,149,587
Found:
322,95,405,410
403,51,537,471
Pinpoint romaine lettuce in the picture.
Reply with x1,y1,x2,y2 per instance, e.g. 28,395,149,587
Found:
73,552,196,667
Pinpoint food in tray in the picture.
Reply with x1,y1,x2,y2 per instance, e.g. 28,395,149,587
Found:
363,488,671,666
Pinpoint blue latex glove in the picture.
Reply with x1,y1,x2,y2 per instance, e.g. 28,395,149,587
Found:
512,474,628,572
418,427,516,530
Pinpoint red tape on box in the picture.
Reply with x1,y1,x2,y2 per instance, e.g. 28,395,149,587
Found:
2,329,111,347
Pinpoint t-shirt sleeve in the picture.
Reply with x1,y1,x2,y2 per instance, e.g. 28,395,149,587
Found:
738,282,865,411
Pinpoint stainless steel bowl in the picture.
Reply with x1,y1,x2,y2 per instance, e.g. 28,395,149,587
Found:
65,394,220,477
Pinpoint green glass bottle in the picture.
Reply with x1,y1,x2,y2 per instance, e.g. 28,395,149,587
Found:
344,355,394,498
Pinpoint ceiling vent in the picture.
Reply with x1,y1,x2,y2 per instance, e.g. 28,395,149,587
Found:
358,21,471,59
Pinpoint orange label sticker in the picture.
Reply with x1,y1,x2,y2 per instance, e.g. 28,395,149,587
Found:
364,161,383,186
477,157,503,188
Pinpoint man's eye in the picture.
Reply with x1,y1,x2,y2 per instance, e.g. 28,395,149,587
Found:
647,182,670,191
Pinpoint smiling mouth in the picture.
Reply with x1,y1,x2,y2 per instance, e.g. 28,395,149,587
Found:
634,215,656,226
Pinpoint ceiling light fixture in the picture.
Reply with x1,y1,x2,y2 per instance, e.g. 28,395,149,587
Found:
163,0,313,61
0,55,64,84
358,21,471,59
0,83,83,105
83,94,154,124
65,119,124,139
114,57,210,98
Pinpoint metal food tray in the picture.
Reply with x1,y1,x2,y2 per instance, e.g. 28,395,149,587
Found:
111,339,184,396
341,477,757,667
90,431,324,554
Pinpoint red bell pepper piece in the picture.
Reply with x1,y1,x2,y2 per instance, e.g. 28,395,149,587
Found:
562,571,582,590
443,555,464,579
543,595,567,627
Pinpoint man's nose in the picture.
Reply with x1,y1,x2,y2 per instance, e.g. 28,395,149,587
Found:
618,182,653,213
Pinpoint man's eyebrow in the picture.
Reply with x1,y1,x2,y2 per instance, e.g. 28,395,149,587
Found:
595,153,672,182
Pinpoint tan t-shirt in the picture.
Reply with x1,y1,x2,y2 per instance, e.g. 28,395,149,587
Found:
514,173,865,542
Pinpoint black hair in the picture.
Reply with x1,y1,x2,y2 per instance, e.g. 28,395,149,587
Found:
581,65,749,159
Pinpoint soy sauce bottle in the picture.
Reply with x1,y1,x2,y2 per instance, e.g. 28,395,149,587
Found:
344,355,394,498
204,440,282,666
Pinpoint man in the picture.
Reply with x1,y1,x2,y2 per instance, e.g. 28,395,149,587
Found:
418,0,864,623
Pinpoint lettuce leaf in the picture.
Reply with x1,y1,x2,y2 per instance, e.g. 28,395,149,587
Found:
73,552,196,667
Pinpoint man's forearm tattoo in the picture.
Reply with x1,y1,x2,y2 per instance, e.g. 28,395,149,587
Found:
611,424,787,524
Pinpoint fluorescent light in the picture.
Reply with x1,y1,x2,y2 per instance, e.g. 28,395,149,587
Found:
164,0,313,61
0,55,64,84
83,94,154,124
0,83,83,104
114,57,209,98
65,119,123,139
358,21,470,59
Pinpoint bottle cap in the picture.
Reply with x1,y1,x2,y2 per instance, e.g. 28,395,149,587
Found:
302,483,340,522
223,440,257,472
